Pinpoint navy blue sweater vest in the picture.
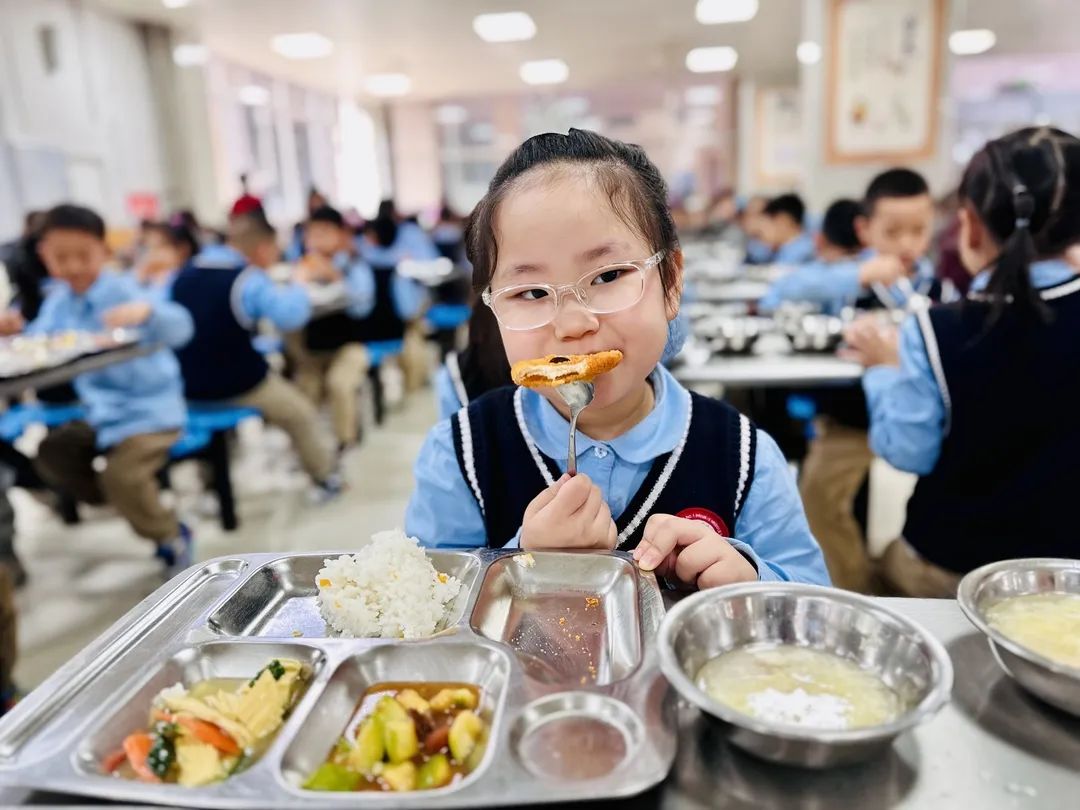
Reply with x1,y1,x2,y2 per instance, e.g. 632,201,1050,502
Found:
904,277,1080,571
171,261,268,401
305,263,406,351
450,386,757,550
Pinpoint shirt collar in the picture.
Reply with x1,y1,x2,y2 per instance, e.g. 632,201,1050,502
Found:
195,244,246,268
969,258,1076,292
521,364,689,464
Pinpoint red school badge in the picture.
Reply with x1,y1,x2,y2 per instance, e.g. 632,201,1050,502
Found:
676,508,730,537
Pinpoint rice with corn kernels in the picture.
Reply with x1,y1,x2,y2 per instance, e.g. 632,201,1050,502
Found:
315,529,461,638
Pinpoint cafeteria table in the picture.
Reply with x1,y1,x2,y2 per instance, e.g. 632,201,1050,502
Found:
672,354,864,389
0,342,154,400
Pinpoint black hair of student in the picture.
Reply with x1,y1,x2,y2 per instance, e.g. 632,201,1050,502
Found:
464,128,681,306
762,193,806,227
820,198,863,251
959,126,1080,324
308,205,345,229
863,168,930,216
460,302,512,395
368,199,399,248
40,204,106,240
165,223,201,261
229,212,277,245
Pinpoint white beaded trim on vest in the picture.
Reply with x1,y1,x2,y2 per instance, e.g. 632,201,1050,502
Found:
733,414,752,516
456,406,485,515
514,387,557,487
615,392,693,547
914,306,953,437
447,352,469,407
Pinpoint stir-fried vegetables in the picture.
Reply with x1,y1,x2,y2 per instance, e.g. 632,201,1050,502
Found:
304,682,488,793
104,658,307,786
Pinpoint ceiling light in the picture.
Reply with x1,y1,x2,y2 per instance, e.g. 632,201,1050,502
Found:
949,29,996,56
695,0,758,24
436,104,468,125
172,43,207,67
686,46,738,73
520,59,569,85
684,85,723,106
237,85,270,106
796,41,821,65
365,73,411,97
162,0,190,9
473,12,536,43
271,32,333,60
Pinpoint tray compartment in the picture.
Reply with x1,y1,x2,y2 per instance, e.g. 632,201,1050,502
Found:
470,552,641,686
207,551,480,637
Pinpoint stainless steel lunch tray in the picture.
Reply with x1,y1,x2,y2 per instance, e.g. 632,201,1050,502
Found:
0,549,675,807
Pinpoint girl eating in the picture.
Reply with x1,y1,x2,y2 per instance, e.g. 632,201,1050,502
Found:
405,129,827,589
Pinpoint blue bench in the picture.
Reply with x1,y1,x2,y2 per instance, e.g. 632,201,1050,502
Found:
425,304,471,362
1,402,258,532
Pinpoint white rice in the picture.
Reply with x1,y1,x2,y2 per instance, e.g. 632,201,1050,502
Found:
315,529,462,639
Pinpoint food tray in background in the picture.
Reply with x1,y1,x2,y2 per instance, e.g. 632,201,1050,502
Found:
0,549,675,808
0,329,140,379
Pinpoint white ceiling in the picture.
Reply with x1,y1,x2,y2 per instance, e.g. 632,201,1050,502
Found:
94,0,1080,101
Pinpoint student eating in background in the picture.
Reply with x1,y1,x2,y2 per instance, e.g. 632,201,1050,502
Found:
845,127,1080,596
295,205,379,455
756,193,816,266
169,214,343,502
0,204,195,576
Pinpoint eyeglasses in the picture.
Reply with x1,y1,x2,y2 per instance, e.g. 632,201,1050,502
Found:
482,250,665,331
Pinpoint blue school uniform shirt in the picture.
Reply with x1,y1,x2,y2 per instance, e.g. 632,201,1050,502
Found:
405,364,829,585
773,231,816,266
354,224,433,320
862,259,1076,475
759,249,935,313
26,271,193,449
188,245,312,331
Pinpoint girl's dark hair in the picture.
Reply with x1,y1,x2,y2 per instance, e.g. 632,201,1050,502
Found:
367,198,399,247
146,222,201,262
459,302,511,397
959,126,1080,323
464,128,681,306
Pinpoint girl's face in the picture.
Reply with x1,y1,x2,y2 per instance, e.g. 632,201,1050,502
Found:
489,170,679,413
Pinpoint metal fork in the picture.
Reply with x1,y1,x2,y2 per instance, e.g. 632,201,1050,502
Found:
555,381,595,476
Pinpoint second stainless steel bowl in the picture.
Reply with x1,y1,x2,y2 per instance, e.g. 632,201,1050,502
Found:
657,583,953,767
957,557,1080,716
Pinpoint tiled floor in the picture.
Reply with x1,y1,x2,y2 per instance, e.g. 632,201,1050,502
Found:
11,383,914,690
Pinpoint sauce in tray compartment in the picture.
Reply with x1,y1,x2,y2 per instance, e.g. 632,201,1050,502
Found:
304,682,488,793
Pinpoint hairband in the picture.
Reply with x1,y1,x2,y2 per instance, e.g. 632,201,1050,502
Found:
1012,183,1034,230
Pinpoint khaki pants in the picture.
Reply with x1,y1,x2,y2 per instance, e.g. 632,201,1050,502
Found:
877,539,962,599
799,417,876,593
400,323,430,393
35,422,180,542
233,374,334,481
0,564,14,697
295,344,370,446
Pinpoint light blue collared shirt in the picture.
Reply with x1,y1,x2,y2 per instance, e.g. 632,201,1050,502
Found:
773,231,817,266
191,245,312,332
759,249,936,313
26,272,193,449
862,259,1077,474
355,224,433,321
406,364,829,585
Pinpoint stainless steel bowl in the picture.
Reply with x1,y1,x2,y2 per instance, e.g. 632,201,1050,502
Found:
657,583,953,768
957,557,1080,716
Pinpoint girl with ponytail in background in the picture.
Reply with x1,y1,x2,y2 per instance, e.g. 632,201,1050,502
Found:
844,127,1080,596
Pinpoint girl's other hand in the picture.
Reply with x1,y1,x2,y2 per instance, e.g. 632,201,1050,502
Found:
841,315,899,367
633,514,757,590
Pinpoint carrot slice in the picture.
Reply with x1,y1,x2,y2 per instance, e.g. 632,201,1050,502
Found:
151,709,174,723
176,716,241,756
101,748,128,774
122,733,160,783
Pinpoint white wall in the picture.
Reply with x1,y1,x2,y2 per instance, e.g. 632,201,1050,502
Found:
0,0,167,236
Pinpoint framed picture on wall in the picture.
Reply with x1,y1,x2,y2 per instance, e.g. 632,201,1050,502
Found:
755,87,803,186
825,0,945,163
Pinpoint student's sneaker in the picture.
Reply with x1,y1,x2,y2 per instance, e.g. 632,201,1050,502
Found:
0,685,20,719
309,472,347,505
155,523,194,580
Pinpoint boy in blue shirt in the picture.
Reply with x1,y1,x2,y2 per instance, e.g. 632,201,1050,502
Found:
4,205,196,574
294,206,379,452
757,193,816,265
759,198,864,313
170,214,341,500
